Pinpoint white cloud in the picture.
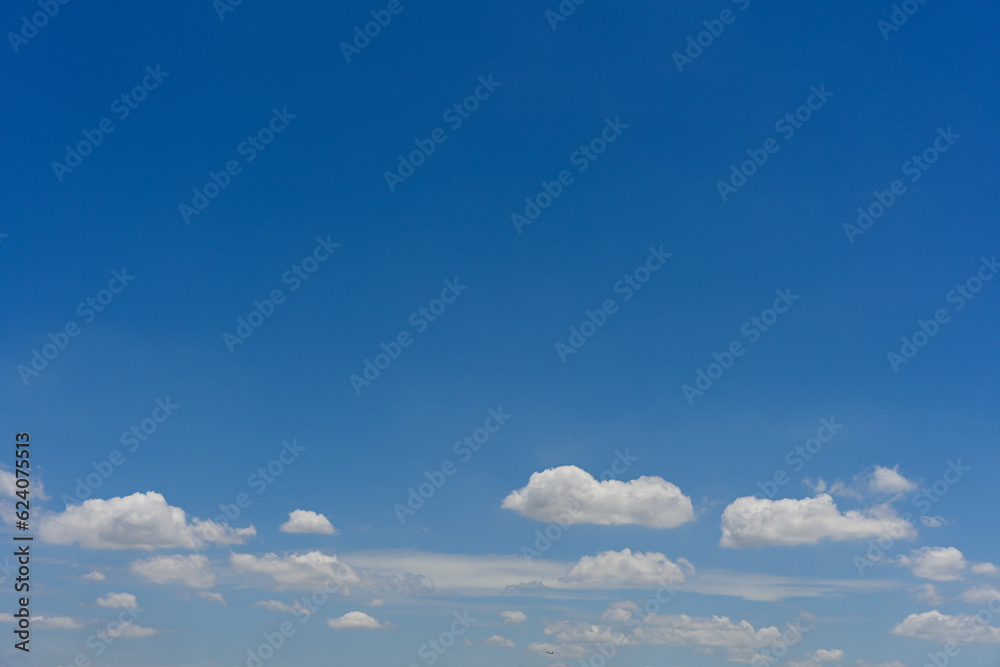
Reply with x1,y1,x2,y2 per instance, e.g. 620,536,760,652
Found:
82,570,106,581
501,610,527,624
562,549,690,588
0,466,46,499
898,547,967,581
198,591,228,607
960,585,1000,605
39,492,255,550
326,611,390,630
914,583,943,605
230,551,360,591
253,599,311,615
788,649,845,667
36,616,84,630
720,494,916,548
501,465,694,528
971,562,999,575
97,621,157,639
131,554,215,588
280,510,337,535
921,516,946,528
855,662,908,667
869,466,918,495
890,610,1000,643
484,634,515,647
367,598,385,606
97,592,137,608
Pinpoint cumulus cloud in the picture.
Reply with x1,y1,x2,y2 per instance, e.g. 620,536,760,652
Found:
198,591,228,607
82,570,106,581
501,610,527,624
326,611,391,630
890,610,1000,643
0,466,46,499
484,634,515,647
898,547,967,581
253,599,311,615
971,562,999,575
960,585,1000,605
720,494,916,548
38,492,255,550
869,466,918,495
97,592,137,608
280,510,337,535
787,649,845,667
130,554,215,588
914,583,943,605
562,549,690,588
97,621,157,639
502,465,694,528
230,551,360,591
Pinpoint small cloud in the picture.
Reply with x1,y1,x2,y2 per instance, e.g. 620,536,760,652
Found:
960,585,1000,605
131,554,215,588
367,599,385,607
280,510,337,535
82,570,106,581
869,465,918,495
97,592,137,608
97,621,157,639
484,634,515,647
253,600,311,615
971,562,999,576
501,610,527,624
326,611,391,630
198,591,228,607
914,583,943,605
34,616,83,630
921,516,946,528
898,547,967,582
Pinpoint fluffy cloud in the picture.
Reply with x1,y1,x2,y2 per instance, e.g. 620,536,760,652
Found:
502,465,694,528
130,554,215,588
97,592,137,608
869,466,918,495
230,551,360,591
484,634,515,647
0,466,46,499
562,549,690,588
890,610,1000,643
898,547,967,581
198,591,228,607
280,510,337,535
787,649,845,667
82,570,106,581
326,611,390,630
960,585,1000,605
971,562,999,575
253,599,311,615
39,492,255,550
720,494,916,548
501,610,527,624
97,621,157,639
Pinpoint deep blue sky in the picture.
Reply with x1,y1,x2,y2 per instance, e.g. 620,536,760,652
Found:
2,1,999,666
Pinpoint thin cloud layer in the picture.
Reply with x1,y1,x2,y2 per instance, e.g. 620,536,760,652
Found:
130,554,215,588
502,465,694,528
720,494,916,547
38,492,255,550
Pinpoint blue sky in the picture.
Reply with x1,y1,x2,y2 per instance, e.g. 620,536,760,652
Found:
2,0,999,665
